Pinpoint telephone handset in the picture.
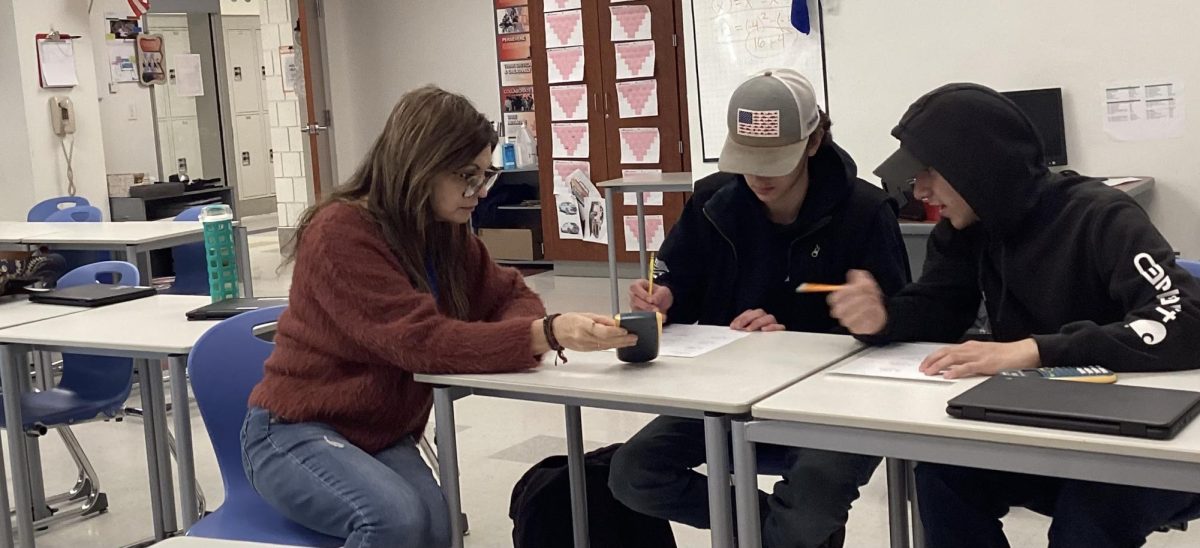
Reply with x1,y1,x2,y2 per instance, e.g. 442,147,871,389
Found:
50,96,75,136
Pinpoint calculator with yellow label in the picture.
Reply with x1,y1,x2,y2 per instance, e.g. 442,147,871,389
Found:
999,366,1118,383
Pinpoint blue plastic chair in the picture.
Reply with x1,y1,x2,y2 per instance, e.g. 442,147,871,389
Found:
27,196,90,222
168,206,209,295
43,205,103,223
185,306,343,546
1178,259,1200,278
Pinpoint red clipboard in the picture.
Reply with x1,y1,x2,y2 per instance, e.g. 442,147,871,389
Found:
35,32,80,89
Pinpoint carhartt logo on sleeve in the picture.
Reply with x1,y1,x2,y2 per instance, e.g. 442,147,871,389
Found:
1128,253,1184,345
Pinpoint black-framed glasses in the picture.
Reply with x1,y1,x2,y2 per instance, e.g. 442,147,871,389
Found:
458,167,501,198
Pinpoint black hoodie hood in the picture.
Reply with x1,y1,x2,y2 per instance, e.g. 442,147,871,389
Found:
892,83,1050,237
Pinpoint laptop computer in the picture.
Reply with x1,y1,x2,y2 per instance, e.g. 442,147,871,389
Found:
186,297,288,321
30,284,157,307
946,376,1200,440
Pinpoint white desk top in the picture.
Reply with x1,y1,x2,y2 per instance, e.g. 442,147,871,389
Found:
0,295,215,354
0,222,62,244
597,172,695,192
19,221,202,246
0,298,88,330
153,537,304,547
753,358,1200,464
416,331,863,414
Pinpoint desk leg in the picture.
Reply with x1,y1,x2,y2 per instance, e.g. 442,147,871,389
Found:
704,413,735,548
169,355,199,529
136,360,167,539
885,458,912,548
19,352,50,522
564,405,590,548
605,191,619,315
908,462,925,548
234,224,254,298
731,419,761,548
433,388,464,548
1,345,35,548
124,245,150,286
635,193,647,276
0,400,12,548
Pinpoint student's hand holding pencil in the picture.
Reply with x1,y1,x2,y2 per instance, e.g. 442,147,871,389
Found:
629,279,673,317
827,270,888,335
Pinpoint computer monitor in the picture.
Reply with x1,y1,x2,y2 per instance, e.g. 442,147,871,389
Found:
1002,88,1068,166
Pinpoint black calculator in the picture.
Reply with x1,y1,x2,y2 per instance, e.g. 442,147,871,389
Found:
999,366,1117,384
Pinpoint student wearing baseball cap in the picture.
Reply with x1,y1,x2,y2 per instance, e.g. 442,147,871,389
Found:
608,69,910,547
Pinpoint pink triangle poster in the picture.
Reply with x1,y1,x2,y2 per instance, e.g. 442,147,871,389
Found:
616,79,658,118
544,0,581,13
546,46,585,84
610,5,652,42
614,40,655,80
544,9,583,48
552,122,590,159
550,84,588,121
619,127,660,164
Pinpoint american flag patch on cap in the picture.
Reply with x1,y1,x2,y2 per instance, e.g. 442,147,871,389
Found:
736,109,780,138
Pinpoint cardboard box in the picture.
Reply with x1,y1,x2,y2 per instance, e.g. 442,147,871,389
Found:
479,228,541,261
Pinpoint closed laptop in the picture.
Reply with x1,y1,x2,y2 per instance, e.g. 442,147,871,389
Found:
186,297,288,321
30,284,156,307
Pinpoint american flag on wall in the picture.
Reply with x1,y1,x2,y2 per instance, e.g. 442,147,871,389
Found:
736,109,780,138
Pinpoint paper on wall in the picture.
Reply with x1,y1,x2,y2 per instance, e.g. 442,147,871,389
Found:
616,79,658,118
108,41,137,83
552,160,590,194
39,39,79,87
614,40,655,80
619,127,660,164
551,122,590,159
174,54,204,97
623,214,665,252
500,59,534,86
544,0,581,12
547,46,585,83
581,196,609,245
610,5,652,42
1103,79,1185,141
623,192,664,206
621,168,664,205
544,9,584,48
565,168,600,204
550,84,588,121
554,193,583,240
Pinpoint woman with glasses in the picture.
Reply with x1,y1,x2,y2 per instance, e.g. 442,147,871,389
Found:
241,85,636,548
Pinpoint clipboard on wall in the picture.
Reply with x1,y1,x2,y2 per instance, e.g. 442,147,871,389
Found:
35,31,80,88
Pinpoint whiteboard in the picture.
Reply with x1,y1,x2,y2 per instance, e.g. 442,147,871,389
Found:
690,0,827,161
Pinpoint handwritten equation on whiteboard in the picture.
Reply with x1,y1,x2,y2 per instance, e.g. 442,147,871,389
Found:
710,0,796,58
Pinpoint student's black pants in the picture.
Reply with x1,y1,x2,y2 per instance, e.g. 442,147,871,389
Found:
916,463,1200,548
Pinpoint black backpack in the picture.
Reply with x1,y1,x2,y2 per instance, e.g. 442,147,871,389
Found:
510,443,677,548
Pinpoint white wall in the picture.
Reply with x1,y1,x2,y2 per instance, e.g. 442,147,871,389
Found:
323,0,502,179
0,0,110,221
90,0,158,177
260,0,309,228
684,0,1200,256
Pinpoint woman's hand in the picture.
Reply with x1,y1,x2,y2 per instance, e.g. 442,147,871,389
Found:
554,313,638,351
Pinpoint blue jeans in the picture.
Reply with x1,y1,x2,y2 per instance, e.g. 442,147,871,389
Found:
916,463,1200,548
240,407,450,548
608,416,880,548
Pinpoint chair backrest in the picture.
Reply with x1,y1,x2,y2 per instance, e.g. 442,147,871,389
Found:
57,261,140,288
44,205,103,223
189,306,287,498
27,196,90,222
1178,259,1200,279
169,206,209,295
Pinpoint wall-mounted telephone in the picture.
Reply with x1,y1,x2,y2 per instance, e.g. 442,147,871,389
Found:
49,96,75,136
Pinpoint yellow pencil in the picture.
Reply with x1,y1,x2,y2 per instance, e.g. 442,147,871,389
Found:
795,283,846,293
648,252,656,295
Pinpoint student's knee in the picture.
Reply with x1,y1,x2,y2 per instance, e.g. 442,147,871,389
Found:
351,492,439,548
608,441,657,504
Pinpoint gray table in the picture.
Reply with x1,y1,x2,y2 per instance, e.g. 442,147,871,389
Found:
0,295,215,547
597,173,694,314
732,353,1200,548
415,331,864,548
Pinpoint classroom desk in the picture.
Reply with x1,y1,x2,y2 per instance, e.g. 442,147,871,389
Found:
7,221,255,297
732,360,1200,548
0,295,214,547
415,331,864,548
597,173,694,314
0,223,61,245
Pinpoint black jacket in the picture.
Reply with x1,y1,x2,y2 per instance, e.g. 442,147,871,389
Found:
655,140,911,333
877,83,1200,372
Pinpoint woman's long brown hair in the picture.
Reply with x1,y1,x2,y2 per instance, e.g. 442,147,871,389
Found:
285,85,498,319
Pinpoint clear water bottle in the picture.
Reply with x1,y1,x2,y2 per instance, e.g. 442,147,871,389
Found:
516,121,536,168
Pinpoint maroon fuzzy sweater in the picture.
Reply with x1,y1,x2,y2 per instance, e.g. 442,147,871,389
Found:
249,203,545,453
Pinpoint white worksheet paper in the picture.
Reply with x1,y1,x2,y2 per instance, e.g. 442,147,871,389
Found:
830,342,956,383
658,324,750,358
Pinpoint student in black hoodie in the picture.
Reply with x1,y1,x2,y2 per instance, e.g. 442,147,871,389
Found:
829,83,1200,547
608,69,910,548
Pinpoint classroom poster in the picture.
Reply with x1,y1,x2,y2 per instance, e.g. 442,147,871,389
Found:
616,79,658,118
555,194,583,240
546,46,585,83
502,86,535,112
582,197,609,245
552,160,590,194
614,40,655,80
1103,79,1186,141
499,59,533,86
544,0,581,12
552,122,590,158
610,5,652,42
619,127,660,164
497,33,531,61
504,112,537,138
545,9,584,48
496,7,529,34
623,214,665,252
495,0,527,7
550,84,588,121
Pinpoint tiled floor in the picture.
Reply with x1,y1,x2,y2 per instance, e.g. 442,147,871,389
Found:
5,230,1199,547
